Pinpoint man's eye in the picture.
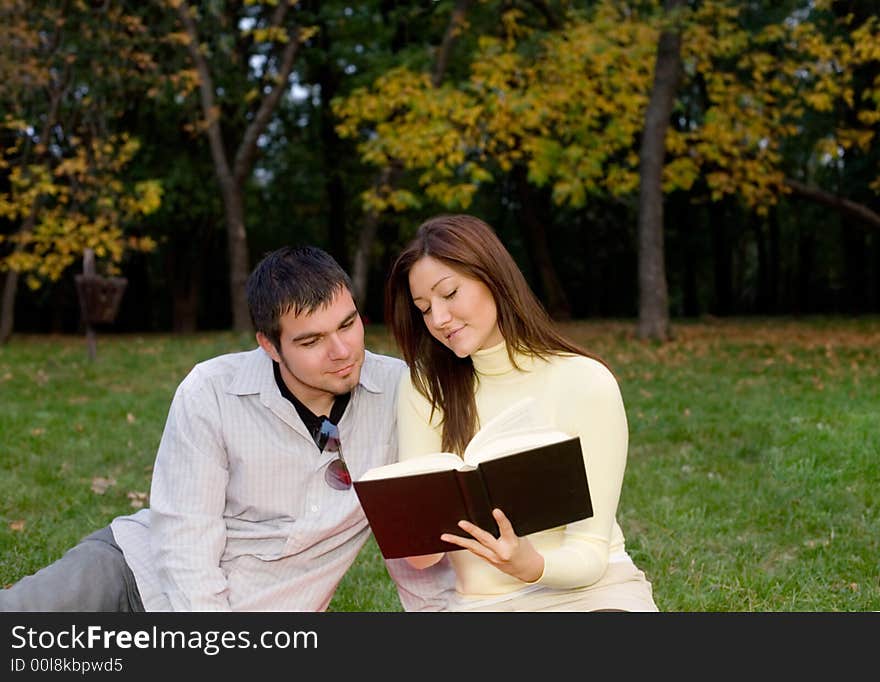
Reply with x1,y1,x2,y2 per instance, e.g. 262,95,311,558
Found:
300,339,318,348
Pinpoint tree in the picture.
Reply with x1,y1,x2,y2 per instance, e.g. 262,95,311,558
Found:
0,0,162,343
334,2,657,318
347,0,474,311
161,0,316,332
336,0,880,326
0,134,161,284
637,0,686,341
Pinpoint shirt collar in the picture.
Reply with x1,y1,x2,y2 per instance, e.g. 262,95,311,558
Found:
356,350,384,394
225,347,276,396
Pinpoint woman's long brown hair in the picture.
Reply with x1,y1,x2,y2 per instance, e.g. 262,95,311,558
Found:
385,214,608,455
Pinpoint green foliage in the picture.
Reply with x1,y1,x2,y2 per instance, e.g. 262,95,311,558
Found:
0,134,161,286
333,0,880,216
2,321,878,611
0,1,164,288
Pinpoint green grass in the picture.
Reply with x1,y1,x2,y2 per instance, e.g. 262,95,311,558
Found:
1,318,878,611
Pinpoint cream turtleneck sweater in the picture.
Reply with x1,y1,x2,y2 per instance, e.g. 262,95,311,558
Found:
396,341,629,598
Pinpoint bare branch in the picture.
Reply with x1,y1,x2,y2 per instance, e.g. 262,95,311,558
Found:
784,178,880,231
174,1,233,185
234,23,301,184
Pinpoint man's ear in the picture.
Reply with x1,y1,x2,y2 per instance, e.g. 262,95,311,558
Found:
256,332,281,363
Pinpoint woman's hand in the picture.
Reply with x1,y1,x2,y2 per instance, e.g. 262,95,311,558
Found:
440,508,544,583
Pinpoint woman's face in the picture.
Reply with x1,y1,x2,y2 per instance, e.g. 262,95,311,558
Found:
408,255,503,358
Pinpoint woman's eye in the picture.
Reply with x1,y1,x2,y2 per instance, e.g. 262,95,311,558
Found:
443,289,457,300
419,307,430,316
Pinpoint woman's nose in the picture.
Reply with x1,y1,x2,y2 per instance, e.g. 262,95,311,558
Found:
430,302,451,328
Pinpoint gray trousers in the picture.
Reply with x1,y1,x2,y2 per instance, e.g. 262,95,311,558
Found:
0,525,144,612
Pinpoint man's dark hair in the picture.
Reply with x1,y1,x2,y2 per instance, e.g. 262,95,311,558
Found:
246,246,354,349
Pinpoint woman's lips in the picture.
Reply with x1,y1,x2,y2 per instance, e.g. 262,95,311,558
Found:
445,326,464,341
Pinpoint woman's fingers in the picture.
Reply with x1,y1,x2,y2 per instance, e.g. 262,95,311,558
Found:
457,519,499,544
492,508,516,538
440,531,497,561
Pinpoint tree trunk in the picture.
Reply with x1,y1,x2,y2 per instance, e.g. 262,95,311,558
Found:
841,219,865,315
0,73,65,344
795,228,815,314
176,0,301,332
350,0,473,311
768,207,780,314
170,248,203,333
513,164,571,319
351,212,381,316
711,201,732,315
636,0,685,341
677,196,700,317
351,167,393,309
873,233,880,312
0,269,19,345
1,219,39,344
221,181,251,332
753,214,769,314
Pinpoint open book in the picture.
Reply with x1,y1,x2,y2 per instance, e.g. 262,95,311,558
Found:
353,397,593,559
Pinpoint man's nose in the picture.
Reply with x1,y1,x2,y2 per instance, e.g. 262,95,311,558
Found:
327,332,349,358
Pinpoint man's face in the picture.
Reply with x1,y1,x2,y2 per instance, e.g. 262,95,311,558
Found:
257,287,365,412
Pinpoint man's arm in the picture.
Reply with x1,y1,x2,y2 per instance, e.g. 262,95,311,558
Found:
384,555,455,612
378,359,455,611
149,373,232,611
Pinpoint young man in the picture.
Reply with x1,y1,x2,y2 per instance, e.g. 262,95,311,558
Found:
0,246,454,611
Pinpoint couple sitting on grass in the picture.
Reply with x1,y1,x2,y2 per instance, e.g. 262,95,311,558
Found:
0,213,657,613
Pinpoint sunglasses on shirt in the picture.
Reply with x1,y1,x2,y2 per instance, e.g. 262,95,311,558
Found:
316,418,352,490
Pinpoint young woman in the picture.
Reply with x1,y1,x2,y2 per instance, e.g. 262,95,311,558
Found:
385,214,658,611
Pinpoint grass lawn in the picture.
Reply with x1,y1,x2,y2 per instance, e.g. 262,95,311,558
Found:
1,317,878,611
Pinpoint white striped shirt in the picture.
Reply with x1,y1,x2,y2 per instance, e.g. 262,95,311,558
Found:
111,347,454,611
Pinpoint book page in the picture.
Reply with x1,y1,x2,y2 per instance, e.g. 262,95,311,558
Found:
356,451,469,481
464,397,542,456
463,397,569,464
465,428,571,465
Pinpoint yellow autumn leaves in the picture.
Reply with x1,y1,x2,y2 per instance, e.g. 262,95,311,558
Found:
333,1,880,217
0,133,161,289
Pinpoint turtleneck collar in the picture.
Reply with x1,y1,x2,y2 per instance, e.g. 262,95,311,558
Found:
471,340,540,377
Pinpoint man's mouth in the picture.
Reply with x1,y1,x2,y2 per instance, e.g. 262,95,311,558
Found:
331,363,355,376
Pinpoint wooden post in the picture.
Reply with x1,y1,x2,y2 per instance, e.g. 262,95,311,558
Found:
83,248,97,361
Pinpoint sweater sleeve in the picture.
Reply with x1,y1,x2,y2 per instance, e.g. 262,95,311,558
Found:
532,358,629,589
